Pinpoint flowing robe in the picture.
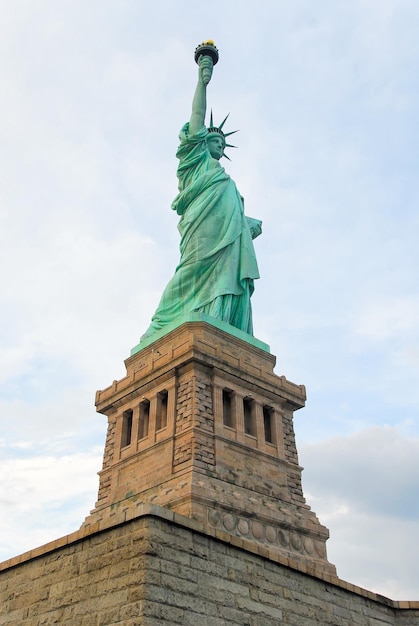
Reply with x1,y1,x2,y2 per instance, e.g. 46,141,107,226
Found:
141,123,260,340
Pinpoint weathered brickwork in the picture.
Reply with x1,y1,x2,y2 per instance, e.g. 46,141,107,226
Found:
287,468,305,505
173,363,216,471
1,510,418,626
102,416,117,469
173,439,193,467
83,322,333,575
175,379,193,431
194,435,215,467
194,374,214,432
282,410,300,466
96,415,117,505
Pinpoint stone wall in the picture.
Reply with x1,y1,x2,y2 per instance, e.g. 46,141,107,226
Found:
85,322,334,576
1,506,418,626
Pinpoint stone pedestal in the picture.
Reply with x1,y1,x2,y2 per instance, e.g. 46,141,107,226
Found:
83,320,335,576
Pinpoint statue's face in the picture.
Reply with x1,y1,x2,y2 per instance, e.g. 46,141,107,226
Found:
207,135,225,160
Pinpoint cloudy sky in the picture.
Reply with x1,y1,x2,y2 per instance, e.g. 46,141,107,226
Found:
1,0,418,601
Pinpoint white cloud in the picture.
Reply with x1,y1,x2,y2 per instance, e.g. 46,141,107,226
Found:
0,449,102,561
300,427,419,599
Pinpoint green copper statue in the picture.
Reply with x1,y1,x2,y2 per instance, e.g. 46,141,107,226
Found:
141,41,261,341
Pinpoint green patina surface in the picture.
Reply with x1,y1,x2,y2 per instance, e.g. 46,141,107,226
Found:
131,313,270,355
140,43,262,346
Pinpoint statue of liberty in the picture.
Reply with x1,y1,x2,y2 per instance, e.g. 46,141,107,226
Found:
141,42,261,342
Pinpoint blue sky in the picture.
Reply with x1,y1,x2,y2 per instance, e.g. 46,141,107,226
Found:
0,0,418,600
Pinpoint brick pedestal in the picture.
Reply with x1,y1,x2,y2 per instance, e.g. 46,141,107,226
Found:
83,321,335,576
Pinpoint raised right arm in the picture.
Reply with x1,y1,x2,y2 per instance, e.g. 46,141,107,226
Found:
189,56,213,136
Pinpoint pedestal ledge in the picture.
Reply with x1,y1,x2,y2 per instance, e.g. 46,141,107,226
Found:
131,312,271,355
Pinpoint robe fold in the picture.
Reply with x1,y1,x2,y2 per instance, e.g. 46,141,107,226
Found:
141,123,260,340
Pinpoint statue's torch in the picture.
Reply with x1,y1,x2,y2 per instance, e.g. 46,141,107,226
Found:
194,40,219,83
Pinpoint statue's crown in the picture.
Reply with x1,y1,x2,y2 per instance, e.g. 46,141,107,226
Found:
207,111,238,160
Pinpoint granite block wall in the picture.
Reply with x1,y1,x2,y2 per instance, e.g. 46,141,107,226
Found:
1,507,418,626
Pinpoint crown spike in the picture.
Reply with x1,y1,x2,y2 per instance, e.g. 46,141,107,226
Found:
209,109,214,128
218,113,230,130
